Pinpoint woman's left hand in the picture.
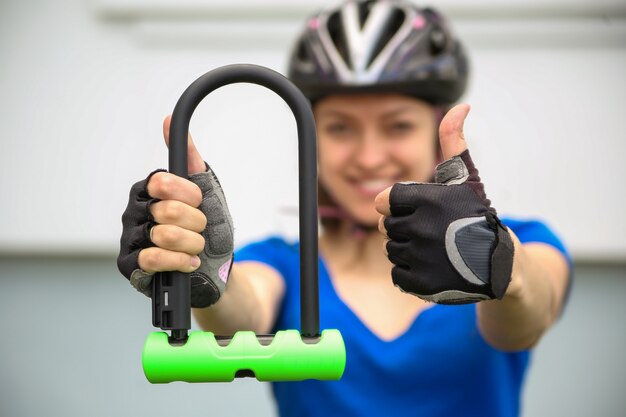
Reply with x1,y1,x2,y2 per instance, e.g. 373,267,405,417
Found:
375,104,515,304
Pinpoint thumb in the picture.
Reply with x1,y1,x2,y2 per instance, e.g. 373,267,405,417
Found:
439,103,471,161
163,115,207,175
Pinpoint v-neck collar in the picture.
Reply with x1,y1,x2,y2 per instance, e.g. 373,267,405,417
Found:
318,255,438,345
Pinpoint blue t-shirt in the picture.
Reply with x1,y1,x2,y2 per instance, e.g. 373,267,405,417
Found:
235,218,569,417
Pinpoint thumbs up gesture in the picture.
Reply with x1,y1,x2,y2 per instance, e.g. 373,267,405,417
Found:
375,104,514,304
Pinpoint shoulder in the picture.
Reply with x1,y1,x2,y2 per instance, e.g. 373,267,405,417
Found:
235,235,299,268
236,235,298,254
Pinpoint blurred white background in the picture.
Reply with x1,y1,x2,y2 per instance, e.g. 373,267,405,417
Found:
0,0,625,416
0,0,624,259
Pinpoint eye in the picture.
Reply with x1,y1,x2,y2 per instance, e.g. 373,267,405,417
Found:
387,121,416,136
325,122,354,136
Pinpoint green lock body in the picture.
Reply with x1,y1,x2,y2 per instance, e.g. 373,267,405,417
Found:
143,330,346,383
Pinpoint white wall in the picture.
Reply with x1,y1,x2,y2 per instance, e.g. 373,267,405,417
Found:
0,0,625,260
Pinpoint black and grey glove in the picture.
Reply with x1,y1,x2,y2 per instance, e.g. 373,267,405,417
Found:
385,149,514,304
117,164,234,308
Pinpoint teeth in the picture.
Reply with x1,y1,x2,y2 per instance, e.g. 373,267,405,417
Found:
359,180,393,191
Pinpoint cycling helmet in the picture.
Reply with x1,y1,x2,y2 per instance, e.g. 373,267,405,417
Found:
287,0,469,105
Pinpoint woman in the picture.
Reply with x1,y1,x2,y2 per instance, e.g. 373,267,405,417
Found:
118,1,571,416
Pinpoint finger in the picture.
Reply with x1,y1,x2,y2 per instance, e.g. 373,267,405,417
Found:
163,115,207,175
138,247,201,274
386,182,420,218
374,186,393,216
383,216,411,242
150,224,205,255
386,239,412,265
378,215,388,237
150,200,207,233
147,171,202,207
391,265,419,296
439,103,471,161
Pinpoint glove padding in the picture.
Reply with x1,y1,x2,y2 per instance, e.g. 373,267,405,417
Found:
117,164,234,308
384,149,514,304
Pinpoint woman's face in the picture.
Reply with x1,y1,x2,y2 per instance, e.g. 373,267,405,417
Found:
315,93,438,226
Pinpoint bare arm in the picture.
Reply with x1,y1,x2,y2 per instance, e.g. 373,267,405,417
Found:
476,231,570,351
192,261,285,335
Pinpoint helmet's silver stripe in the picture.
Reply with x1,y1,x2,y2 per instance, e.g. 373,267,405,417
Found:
367,4,418,81
317,13,353,82
342,2,394,79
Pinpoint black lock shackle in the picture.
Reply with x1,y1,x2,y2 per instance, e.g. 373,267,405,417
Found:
154,64,319,342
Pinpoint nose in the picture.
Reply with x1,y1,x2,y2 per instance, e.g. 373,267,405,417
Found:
354,134,387,171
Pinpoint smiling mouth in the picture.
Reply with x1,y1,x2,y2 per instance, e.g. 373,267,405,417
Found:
350,178,396,197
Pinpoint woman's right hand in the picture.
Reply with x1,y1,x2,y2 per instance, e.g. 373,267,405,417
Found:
117,117,234,308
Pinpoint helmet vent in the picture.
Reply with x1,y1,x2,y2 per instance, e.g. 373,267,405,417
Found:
366,8,405,69
357,0,374,29
296,41,310,62
429,26,448,55
327,11,351,71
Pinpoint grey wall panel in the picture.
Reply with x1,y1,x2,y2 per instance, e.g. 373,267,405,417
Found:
0,258,624,416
